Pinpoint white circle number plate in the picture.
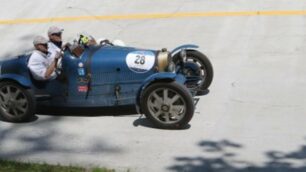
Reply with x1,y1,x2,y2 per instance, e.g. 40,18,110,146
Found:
126,51,155,73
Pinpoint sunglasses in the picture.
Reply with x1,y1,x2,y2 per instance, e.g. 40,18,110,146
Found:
51,33,62,37
38,43,48,47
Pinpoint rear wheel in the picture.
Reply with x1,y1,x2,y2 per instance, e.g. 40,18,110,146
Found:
0,81,36,122
140,81,194,129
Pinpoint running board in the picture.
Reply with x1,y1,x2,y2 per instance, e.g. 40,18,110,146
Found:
35,94,52,101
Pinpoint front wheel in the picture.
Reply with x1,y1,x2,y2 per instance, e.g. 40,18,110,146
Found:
140,81,194,129
0,81,36,122
174,50,214,90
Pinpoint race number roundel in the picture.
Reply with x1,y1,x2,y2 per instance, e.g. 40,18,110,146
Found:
126,51,155,73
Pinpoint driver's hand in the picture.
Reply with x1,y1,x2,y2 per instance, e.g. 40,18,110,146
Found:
100,39,112,46
62,43,71,50
54,51,63,60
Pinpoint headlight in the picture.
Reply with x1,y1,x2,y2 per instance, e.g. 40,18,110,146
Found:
157,49,170,72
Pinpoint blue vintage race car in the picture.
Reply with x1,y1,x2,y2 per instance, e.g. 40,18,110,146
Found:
0,41,213,129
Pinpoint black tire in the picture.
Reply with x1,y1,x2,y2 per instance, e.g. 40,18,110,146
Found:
174,50,214,90
140,81,194,129
0,81,36,122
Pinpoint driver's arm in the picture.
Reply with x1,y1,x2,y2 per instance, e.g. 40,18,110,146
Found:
44,52,61,79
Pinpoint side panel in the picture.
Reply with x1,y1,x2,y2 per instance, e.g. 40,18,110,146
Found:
90,46,158,106
57,46,158,107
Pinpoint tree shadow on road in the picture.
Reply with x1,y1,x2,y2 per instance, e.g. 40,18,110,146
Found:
168,139,306,172
0,116,123,162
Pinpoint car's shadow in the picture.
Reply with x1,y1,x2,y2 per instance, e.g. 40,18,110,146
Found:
34,89,211,117
0,106,193,130
36,105,137,117
133,117,191,130
1,105,138,123
37,106,191,130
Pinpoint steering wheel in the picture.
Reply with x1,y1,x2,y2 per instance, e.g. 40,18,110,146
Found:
99,39,114,46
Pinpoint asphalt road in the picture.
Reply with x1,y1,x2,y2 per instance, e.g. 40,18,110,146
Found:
1,1,306,172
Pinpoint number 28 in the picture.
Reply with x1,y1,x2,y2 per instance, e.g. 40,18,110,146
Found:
135,55,145,65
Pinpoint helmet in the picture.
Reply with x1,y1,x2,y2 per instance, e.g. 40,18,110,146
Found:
77,33,97,46
78,34,90,45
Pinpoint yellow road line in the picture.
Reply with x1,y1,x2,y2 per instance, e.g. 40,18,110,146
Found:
0,10,306,25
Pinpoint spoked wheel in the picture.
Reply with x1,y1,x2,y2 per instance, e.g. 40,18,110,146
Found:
141,81,194,129
174,50,213,90
0,81,36,122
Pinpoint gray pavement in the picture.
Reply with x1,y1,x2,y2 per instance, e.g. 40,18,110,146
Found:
1,0,306,171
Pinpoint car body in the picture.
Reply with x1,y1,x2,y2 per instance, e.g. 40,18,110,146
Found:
0,43,213,129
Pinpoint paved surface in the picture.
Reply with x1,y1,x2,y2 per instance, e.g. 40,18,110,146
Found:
1,1,306,171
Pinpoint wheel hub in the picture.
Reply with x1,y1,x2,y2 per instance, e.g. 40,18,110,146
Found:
7,100,12,106
7,99,16,108
0,84,30,118
161,104,170,112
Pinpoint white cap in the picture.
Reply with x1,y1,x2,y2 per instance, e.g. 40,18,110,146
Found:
48,26,64,36
33,35,48,45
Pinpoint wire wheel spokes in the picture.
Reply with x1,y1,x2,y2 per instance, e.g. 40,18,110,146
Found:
0,85,28,117
185,56,207,84
147,88,186,124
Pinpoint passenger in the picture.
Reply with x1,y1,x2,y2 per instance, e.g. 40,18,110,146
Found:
27,36,62,80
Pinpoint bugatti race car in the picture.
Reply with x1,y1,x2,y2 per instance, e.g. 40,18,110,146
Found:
0,41,213,129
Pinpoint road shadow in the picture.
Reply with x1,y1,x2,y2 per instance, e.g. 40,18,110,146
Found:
0,105,137,124
196,89,210,96
0,116,123,160
168,139,306,172
133,117,191,130
0,115,39,123
0,105,194,130
36,105,137,117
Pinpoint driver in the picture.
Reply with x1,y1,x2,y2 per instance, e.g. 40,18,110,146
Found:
28,36,62,80
48,26,64,69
